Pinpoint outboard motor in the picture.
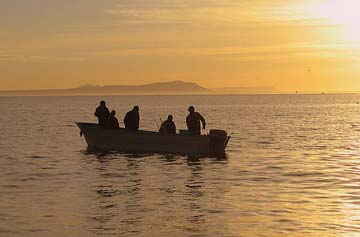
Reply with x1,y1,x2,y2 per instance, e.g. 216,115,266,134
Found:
209,129,228,154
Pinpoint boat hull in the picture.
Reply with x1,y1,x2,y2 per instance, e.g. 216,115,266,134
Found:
76,123,230,155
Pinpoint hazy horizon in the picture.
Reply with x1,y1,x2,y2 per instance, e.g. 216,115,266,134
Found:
0,80,359,95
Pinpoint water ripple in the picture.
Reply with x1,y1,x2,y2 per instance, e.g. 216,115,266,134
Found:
1,95,360,236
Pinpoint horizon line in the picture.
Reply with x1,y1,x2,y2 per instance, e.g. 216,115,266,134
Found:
1,92,360,97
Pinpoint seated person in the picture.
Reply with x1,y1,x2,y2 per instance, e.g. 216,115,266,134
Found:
104,110,119,129
123,106,140,131
159,115,176,134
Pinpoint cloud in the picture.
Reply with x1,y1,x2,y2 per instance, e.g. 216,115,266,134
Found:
0,55,18,60
104,0,330,27
105,0,274,25
94,41,360,63
0,54,84,62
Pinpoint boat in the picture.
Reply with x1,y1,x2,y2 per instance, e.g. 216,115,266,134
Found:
76,123,230,155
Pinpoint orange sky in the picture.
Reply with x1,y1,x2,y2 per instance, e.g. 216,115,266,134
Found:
0,0,359,92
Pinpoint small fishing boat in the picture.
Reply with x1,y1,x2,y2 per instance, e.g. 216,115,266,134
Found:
76,123,230,155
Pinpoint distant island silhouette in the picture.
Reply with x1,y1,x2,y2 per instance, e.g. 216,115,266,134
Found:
0,80,278,96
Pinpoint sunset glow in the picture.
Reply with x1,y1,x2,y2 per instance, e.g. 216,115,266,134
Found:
309,0,360,42
0,0,359,92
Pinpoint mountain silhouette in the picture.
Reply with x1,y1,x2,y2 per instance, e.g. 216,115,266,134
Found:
73,81,211,94
0,81,211,96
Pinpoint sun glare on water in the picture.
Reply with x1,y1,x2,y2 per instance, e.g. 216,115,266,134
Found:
310,0,360,42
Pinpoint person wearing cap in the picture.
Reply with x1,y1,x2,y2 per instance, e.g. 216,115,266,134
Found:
94,100,111,127
186,106,206,135
159,115,176,134
124,106,140,131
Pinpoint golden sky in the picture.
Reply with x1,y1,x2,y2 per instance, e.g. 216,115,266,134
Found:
0,0,359,91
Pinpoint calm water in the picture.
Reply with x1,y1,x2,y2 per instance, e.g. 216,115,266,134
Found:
1,95,360,237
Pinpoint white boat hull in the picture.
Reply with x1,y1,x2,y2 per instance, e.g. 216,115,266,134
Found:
76,123,230,155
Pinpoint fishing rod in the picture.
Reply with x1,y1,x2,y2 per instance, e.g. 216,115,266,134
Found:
155,115,163,130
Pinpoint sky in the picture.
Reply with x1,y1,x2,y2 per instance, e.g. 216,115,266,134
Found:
0,0,359,92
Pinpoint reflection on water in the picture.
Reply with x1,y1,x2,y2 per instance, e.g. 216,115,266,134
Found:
83,150,229,237
1,95,360,236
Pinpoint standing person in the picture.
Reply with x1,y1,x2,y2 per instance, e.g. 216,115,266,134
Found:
95,100,111,127
186,106,206,135
123,106,140,131
159,115,176,134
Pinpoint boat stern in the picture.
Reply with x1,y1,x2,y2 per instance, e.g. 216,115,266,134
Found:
208,129,230,154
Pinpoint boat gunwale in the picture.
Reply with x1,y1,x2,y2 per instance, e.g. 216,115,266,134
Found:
76,122,211,138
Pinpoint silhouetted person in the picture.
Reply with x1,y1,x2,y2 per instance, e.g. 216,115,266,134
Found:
186,106,206,135
105,110,119,129
124,106,140,131
159,115,176,134
95,100,111,127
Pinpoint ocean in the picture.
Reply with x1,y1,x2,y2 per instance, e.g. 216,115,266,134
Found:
1,94,360,236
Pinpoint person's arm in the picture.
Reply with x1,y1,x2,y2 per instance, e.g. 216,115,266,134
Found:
199,113,206,129
186,116,190,129
137,113,140,127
